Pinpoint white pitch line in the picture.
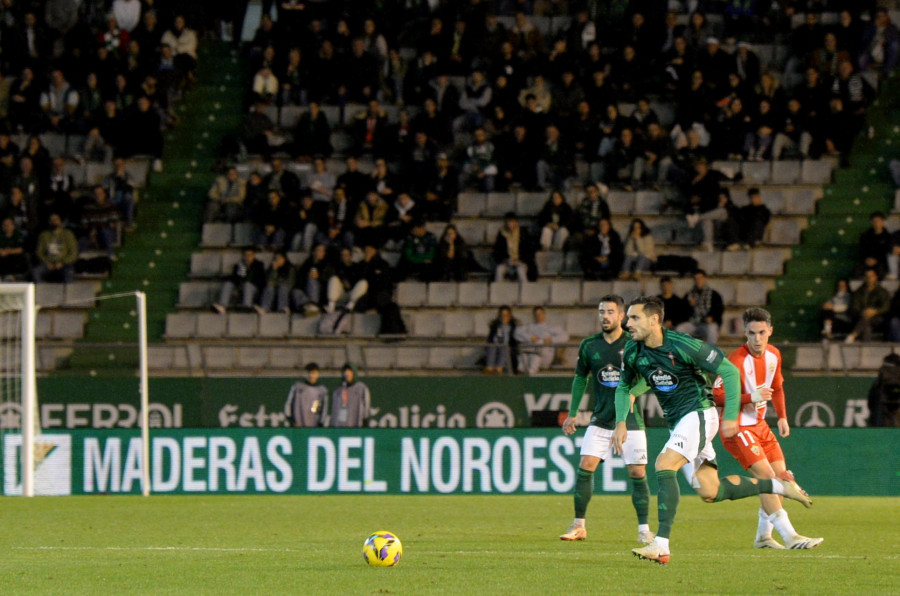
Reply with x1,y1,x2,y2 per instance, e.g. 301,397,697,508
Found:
13,546,306,553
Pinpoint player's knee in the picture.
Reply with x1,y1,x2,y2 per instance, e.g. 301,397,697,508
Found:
627,465,646,479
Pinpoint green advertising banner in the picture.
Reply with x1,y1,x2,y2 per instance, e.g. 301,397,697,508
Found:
2,428,896,497
17,375,878,430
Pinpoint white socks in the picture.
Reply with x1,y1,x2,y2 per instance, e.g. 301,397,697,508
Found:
573,517,585,527
756,507,774,539
638,523,650,534
768,508,798,541
655,536,670,553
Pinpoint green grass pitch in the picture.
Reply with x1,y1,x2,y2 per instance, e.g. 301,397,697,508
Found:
1,495,897,595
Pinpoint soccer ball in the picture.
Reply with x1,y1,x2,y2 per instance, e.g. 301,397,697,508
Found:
363,531,403,567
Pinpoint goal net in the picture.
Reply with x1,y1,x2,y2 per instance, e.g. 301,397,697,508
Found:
0,283,39,496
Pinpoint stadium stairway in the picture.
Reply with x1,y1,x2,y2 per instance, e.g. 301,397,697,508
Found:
68,42,243,370
768,73,900,342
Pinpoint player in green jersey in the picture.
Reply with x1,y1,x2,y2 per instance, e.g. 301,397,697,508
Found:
560,295,654,544
611,296,812,565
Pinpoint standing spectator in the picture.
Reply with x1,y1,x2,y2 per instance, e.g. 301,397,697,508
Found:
462,127,498,192
329,363,370,428
484,305,519,375
102,157,136,228
124,96,163,172
285,363,329,427
256,251,295,314
657,276,691,329
677,269,724,344
325,247,367,313
160,15,198,90
213,247,266,314
821,278,853,339
78,186,120,259
620,218,656,280
205,166,246,223
858,9,900,79
32,213,77,283
493,212,535,282
398,219,437,282
434,223,472,282
537,190,574,251
514,306,570,375
845,268,891,343
292,244,331,313
739,188,771,249
855,212,893,279
0,217,28,280
580,218,623,281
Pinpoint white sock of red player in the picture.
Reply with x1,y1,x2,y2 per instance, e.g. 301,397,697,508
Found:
756,507,774,539
768,509,798,541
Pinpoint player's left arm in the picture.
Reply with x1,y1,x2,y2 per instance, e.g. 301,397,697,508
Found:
716,359,742,437
613,356,637,454
772,347,789,437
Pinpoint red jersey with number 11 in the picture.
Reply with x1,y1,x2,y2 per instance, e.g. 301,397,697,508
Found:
712,344,786,426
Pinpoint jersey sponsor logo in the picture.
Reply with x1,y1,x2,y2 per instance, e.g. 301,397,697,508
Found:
650,368,679,392
598,364,620,388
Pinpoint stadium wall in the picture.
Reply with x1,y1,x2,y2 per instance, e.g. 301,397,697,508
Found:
24,375,877,430
2,428,896,497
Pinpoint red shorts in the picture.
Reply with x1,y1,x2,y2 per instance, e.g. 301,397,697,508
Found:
720,420,784,470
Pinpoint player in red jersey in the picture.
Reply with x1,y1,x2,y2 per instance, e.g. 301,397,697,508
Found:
713,307,823,550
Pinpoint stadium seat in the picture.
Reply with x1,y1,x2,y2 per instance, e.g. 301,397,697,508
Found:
760,189,785,214
148,346,175,370
692,251,721,275
456,281,489,307
428,347,461,369
767,219,802,245
227,313,258,338
300,346,338,369
550,279,581,306
394,346,429,369
201,223,232,247
280,106,303,128
237,347,269,370
411,312,443,337
351,313,381,336
124,159,150,188
720,251,752,275
270,347,301,369
258,313,290,338
485,192,516,217
489,281,519,305
36,283,64,308
710,280,736,305
750,249,786,276
608,190,635,215
195,313,226,338
441,311,476,338
770,160,801,184
178,282,215,308
396,281,427,307
611,280,641,302
453,220,486,246
51,312,84,339
290,314,318,337
85,161,113,186
741,161,771,184
63,282,96,308
735,280,767,305
204,346,236,370
801,159,833,184
566,310,599,337
634,190,664,213
363,345,397,370
457,192,485,217
427,281,458,307
783,188,818,215
190,252,222,277
516,191,546,216
581,281,614,304
457,346,483,369
165,313,197,338
711,160,741,179
35,312,52,338
534,251,564,276
231,222,256,247
473,309,495,335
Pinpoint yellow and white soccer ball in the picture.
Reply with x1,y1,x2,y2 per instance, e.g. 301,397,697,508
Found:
362,531,403,567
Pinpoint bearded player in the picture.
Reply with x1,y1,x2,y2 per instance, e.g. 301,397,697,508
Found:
612,296,811,565
712,307,823,550
560,295,654,544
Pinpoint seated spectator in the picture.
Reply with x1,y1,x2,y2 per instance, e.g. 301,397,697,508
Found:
160,15,198,89
0,217,28,280
369,158,396,203
398,219,437,282
572,182,611,248
254,190,288,252
773,98,813,160
493,212,536,282
579,218,622,281
639,121,674,189
687,187,739,253
855,211,892,279
124,96,164,172
743,98,777,161
384,192,418,246
484,305,519,376
537,190,574,251
306,157,335,205
657,276,691,329
421,153,458,222
263,158,301,201
676,269,724,344
461,127,498,192
213,247,266,314
44,159,75,225
205,166,246,223
4,187,35,238
357,243,395,312
496,123,537,190
535,124,573,191
251,66,278,105
435,222,474,281
514,306,570,375
888,287,900,342
39,69,79,133
821,278,853,339
292,244,331,313
102,157,137,228
858,9,900,79
256,251,295,314
620,218,656,280
739,188,771,249
454,69,492,135
289,194,328,253
32,213,77,283
326,247,367,313
845,268,891,343
323,187,354,249
354,191,389,248
335,156,372,205
238,102,279,159
353,99,389,155
78,186,120,259
292,102,332,160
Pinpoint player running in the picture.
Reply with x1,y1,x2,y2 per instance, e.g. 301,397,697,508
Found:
612,296,811,565
560,295,654,544
712,307,823,550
